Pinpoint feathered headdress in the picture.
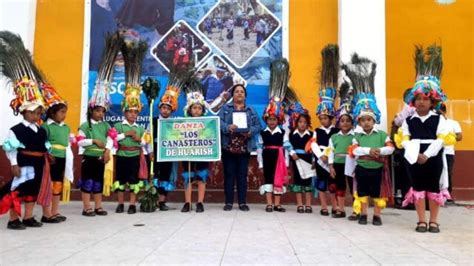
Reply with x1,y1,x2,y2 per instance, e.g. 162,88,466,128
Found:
159,65,194,112
89,32,122,110
0,31,46,114
121,37,147,112
335,79,354,125
263,58,290,124
342,54,380,124
404,44,446,110
316,44,339,117
183,77,208,116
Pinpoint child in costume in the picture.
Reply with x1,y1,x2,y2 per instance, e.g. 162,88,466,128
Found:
327,81,355,218
41,85,73,223
77,33,121,217
287,104,314,213
112,39,148,214
345,54,394,226
257,58,291,212
307,45,340,216
0,31,53,229
439,103,462,202
181,81,211,213
152,66,194,210
396,45,453,233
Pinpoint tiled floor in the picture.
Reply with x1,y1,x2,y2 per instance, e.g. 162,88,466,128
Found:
0,202,473,265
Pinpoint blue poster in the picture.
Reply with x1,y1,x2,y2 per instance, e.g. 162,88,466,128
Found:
87,0,285,127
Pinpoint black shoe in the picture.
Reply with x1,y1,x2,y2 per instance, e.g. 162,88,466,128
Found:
94,208,108,216
358,215,368,225
52,214,67,222
115,204,125,213
428,222,440,233
127,205,137,214
23,217,43,227
239,204,250,211
223,204,233,211
332,211,346,218
159,201,170,211
41,216,61,223
82,208,96,217
265,204,273,212
274,205,286,212
320,209,329,216
196,202,204,213
348,212,360,221
181,202,191,213
304,206,313,213
7,219,26,230
415,222,428,233
297,206,305,213
372,215,382,226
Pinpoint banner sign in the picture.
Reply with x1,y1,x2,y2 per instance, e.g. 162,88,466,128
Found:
157,116,221,162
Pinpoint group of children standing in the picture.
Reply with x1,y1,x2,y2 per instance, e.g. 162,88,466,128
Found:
0,31,456,234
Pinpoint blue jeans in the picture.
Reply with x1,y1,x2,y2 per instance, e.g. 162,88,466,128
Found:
222,150,250,205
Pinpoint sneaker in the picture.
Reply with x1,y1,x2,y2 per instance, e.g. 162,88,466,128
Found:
239,204,250,211
7,219,26,230
181,202,191,213
223,204,233,211
159,201,170,211
41,216,61,223
115,204,125,213
358,215,368,225
196,202,204,213
372,215,382,226
23,217,43,227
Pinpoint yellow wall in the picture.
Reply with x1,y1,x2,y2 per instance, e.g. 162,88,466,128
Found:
33,0,471,150
34,0,84,132
289,0,339,129
386,0,474,150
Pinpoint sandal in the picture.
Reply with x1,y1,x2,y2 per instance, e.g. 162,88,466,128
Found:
94,208,108,216
297,206,305,213
265,204,273,212
320,209,329,216
415,222,428,233
82,208,96,217
304,206,313,213
428,222,440,233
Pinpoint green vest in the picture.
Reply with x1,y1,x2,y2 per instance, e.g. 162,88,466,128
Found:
354,130,388,169
114,122,145,157
42,122,70,158
330,133,353,164
79,121,110,157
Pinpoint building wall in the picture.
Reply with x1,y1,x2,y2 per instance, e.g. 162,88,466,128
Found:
1,0,472,200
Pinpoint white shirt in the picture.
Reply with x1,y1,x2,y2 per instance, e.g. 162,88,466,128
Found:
352,128,394,157
444,118,462,155
401,111,448,158
77,119,113,155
